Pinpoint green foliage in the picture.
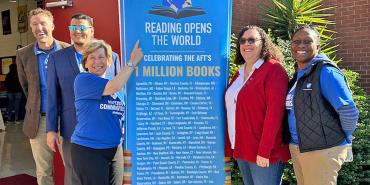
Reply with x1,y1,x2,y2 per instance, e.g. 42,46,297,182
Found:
337,70,370,185
259,0,335,40
338,124,370,185
271,36,295,78
281,161,296,185
231,159,244,185
229,33,238,80
259,0,340,63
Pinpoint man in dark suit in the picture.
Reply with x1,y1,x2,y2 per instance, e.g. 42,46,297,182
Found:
46,13,122,185
16,8,69,185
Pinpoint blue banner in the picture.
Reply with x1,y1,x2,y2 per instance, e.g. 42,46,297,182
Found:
120,0,232,184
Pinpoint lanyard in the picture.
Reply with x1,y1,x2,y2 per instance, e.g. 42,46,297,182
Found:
74,52,85,72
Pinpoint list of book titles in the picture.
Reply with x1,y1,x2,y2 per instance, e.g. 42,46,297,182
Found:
134,79,220,185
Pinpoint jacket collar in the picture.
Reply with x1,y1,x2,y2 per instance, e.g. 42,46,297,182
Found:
238,58,264,76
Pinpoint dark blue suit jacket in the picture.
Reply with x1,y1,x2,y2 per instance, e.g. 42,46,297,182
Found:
46,45,120,139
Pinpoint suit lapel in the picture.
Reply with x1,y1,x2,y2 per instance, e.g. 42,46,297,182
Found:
66,46,81,75
27,44,41,90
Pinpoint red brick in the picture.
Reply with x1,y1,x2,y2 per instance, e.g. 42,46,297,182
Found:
342,10,355,16
342,2,355,8
355,0,368,6
361,57,370,61
363,75,370,79
349,66,363,71
355,18,368,23
360,13,370,18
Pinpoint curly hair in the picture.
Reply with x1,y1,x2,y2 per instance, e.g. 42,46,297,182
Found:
234,25,284,65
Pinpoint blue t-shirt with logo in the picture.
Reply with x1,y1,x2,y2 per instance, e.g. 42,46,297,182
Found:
71,73,125,149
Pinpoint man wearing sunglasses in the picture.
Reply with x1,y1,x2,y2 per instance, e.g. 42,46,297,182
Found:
46,13,122,185
15,8,70,185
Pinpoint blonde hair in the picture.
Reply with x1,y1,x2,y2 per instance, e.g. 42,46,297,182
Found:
82,39,112,71
29,8,54,23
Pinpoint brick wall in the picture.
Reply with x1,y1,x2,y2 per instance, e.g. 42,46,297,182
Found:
323,0,370,94
232,0,370,94
232,0,260,33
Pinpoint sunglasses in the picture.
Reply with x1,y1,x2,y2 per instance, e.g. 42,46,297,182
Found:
68,25,92,32
239,37,262,45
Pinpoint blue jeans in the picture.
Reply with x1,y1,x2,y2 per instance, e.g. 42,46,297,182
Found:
7,92,22,121
236,158,284,185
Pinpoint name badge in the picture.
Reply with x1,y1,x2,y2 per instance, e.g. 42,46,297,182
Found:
285,94,293,109
303,83,312,91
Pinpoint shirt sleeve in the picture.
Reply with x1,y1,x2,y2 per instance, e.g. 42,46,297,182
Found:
105,52,121,79
320,65,354,110
113,52,121,72
74,73,109,101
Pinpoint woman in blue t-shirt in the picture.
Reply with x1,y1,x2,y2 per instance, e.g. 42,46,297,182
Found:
71,39,142,185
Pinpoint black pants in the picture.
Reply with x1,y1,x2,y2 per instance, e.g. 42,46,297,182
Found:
71,143,117,185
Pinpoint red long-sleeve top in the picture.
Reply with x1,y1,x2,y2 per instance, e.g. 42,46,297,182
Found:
225,59,290,163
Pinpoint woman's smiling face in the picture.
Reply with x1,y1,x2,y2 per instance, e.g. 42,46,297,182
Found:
239,28,263,64
291,28,320,69
85,48,108,76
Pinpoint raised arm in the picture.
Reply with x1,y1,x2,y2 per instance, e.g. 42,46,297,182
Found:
103,40,143,95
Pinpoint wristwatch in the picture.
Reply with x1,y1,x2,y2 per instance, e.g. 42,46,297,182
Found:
127,62,136,68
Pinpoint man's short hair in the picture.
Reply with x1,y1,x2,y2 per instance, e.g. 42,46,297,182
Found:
71,13,94,26
28,8,54,23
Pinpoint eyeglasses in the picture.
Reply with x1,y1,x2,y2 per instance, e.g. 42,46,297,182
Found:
68,25,92,32
292,40,314,45
239,37,262,45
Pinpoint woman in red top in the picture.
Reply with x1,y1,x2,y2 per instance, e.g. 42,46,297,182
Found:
225,25,290,185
